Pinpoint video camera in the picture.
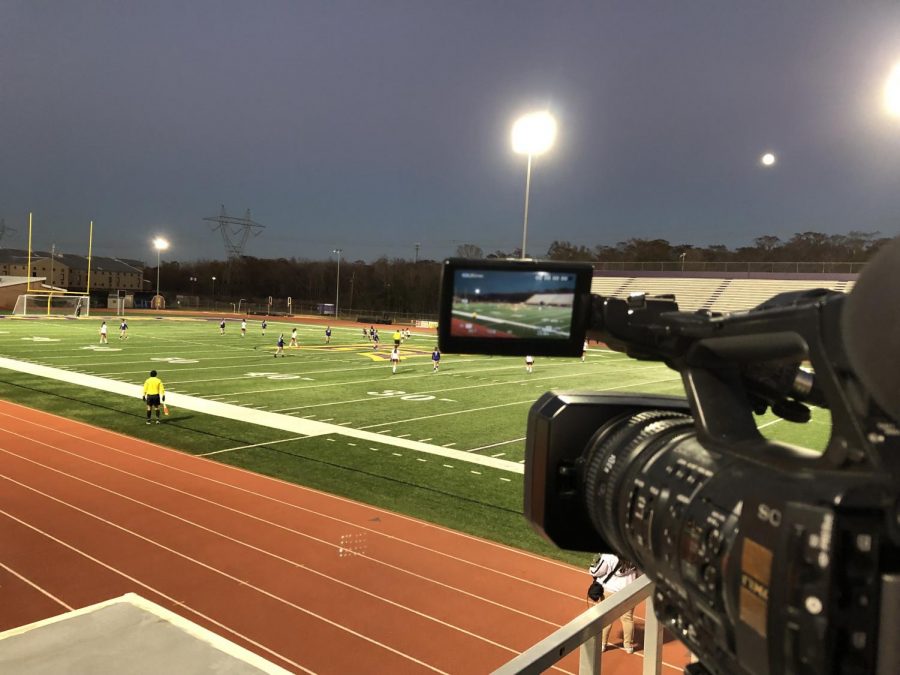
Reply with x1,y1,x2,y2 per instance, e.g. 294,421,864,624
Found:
437,242,900,675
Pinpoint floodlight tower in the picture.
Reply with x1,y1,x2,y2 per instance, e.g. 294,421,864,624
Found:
511,111,557,259
153,237,169,307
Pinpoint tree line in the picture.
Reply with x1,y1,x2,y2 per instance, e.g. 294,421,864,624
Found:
458,230,894,263
151,230,892,317
157,256,442,318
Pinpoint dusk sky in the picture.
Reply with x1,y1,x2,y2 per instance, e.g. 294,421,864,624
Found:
2,2,900,264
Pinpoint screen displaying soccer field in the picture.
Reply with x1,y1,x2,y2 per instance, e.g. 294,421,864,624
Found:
450,269,577,339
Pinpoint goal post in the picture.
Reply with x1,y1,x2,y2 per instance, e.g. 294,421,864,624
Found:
12,293,91,317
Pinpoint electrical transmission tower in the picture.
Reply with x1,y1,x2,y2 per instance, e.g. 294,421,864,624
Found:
0,218,17,247
202,205,265,259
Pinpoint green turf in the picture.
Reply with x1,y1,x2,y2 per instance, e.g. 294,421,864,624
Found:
452,301,572,337
0,313,832,566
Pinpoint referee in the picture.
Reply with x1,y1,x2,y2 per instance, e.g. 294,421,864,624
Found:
142,370,166,425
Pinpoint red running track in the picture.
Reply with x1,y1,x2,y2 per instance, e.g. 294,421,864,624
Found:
0,400,689,674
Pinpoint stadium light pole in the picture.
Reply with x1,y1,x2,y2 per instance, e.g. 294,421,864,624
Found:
332,248,342,318
152,237,169,308
511,111,557,259
211,276,216,304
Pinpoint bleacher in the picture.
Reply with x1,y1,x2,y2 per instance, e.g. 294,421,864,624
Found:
591,276,856,313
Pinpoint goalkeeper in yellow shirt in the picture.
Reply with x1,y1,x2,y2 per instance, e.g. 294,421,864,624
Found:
142,370,166,425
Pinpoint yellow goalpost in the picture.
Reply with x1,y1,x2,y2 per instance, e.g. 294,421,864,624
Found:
17,213,95,317
25,213,94,296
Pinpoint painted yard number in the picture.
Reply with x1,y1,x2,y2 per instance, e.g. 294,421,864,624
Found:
366,389,435,401
245,372,312,381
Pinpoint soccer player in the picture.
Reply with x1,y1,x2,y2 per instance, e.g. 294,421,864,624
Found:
142,369,166,424
219,319,226,335
289,327,298,348
390,347,400,374
241,319,247,337
119,319,128,340
325,326,332,344
362,327,369,341
261,319,267,336
372,330,379,351
275,333,285,357
431,347,441,372
582,339,588,362
525,355,534,373
393,329,402,348
99,321,108,344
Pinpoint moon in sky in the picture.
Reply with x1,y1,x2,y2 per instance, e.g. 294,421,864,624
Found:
760,152,777,166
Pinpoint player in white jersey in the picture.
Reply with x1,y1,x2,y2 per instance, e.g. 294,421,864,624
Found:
390,347,400,374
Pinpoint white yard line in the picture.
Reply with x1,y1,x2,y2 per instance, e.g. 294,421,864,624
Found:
467,438,526,453
0,357,524,474
198,436,308,457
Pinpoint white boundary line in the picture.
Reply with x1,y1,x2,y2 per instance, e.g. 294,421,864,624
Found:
0,561,73,611
0,357,523,474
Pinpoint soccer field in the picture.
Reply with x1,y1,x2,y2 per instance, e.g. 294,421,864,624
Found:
452,301,572,337
0,313,832,563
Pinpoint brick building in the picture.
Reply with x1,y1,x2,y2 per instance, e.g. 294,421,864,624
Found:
0,249,144,292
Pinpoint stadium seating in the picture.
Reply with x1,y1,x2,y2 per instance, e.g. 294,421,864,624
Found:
591,276,856,313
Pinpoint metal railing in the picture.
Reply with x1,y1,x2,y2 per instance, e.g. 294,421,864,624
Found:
493,575,664,675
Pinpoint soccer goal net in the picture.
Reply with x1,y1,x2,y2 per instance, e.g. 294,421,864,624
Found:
12,294,91,317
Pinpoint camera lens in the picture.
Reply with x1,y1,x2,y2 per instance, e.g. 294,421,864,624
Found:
581,410,695,557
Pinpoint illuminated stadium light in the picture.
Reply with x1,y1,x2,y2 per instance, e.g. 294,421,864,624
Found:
511,111,557,156
885,62,900,117
760,152,777,167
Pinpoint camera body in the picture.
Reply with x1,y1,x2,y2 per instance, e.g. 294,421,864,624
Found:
437,251,900,675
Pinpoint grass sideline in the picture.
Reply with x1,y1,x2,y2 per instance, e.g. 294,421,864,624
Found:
0,314,831,565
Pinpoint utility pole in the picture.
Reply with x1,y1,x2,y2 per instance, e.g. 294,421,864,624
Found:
414,242,420,263
332,248,342,318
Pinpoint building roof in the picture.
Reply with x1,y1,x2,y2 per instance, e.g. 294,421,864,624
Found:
0,249,143,274
0,276,45,288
